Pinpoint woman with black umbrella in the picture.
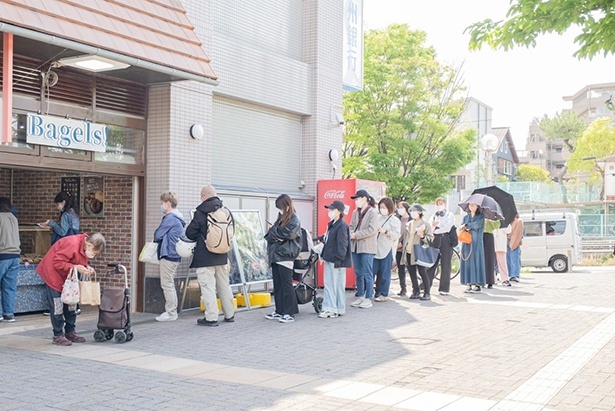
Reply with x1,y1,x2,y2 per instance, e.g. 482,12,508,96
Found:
458,203,486,293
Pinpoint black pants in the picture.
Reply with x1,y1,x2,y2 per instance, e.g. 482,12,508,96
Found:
271,264,298,316
483,233,496,285
396,251,407,293
406,255,431,295
46,286,77,337
427,234,454,293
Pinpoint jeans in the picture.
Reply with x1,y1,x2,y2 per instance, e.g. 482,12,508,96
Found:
373,251,393,297
396,251,407,293
352,252,375,299
271,264,298,316
507,246,521,279
159,259,179,315
196,265,235,321
46,286,77,337
322,261,346,315
0,257,19,316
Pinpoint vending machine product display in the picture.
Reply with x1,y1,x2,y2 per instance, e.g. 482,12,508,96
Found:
316,179,387,288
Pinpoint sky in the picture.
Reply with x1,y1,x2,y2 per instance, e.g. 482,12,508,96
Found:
363,0,615,151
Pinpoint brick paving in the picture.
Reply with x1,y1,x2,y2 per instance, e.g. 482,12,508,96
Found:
0,266,614,410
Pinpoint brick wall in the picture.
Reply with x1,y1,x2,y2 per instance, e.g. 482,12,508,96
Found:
7,169,134,290
0,168,11,197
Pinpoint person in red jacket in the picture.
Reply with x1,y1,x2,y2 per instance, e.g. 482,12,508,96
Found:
36,233,105,346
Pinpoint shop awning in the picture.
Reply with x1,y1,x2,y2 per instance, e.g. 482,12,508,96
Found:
0,0,217,84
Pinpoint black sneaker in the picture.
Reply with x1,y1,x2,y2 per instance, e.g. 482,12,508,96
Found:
224,316,235,323
510,277,520,283
419,293,431,301
409,292,420,299
0,314,15,322
196,318,219,327
502,280,511,286
473,285,481,292
487,284,493,289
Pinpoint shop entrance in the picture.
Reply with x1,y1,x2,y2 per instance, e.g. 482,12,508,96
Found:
0,167,143,314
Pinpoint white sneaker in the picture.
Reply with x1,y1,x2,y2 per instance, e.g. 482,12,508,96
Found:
155,312,178,322
318,311,339,318
374,296,388,302
359,299,373,308
350,298,363,307
278,314,295,323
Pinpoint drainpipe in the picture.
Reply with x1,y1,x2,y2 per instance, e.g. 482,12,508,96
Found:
2,32,13,143
0,22,219,86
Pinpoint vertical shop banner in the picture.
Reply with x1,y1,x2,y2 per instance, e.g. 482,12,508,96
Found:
61,177,81,212
343,0,364,91
83,176,104,217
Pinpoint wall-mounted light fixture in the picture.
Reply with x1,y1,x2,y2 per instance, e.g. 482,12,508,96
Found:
58,55,130,72
190,124,204,140
328,149,339,178
330,105,345,127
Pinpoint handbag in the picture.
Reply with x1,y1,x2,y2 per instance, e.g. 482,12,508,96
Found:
413,244,439,268
448,225,459,247
61,266,80,305
458,230,472,245
79,272,101,306
139,241,160,264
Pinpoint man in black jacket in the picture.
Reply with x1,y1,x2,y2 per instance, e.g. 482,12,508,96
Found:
185,185,235,327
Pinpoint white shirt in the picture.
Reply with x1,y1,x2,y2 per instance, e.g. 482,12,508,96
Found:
430,210,455,235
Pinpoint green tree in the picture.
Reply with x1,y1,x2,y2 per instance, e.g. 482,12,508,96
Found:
343,24,476,203
515,164,552,183
466,0,615,59
567,117,615,199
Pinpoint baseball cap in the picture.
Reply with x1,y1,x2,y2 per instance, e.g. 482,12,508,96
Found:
350,189,370,199
324,200,346,213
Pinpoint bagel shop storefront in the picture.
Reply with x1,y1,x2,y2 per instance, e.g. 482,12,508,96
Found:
0,1,218,313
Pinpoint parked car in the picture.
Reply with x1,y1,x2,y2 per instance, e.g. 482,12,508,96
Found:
520,212,582,272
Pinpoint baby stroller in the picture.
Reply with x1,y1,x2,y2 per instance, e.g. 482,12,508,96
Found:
293,229,322,313
93,263,133,344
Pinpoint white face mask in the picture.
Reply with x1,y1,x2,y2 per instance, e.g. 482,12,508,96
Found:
355,199,364,208
397,208,406,215
160,204,167,214
435,204,445,212
328,210,337,220
410,211,419,220
380,208,389,216
85,249,96,259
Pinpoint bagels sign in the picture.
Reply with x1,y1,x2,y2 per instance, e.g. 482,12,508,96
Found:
27,113,107,153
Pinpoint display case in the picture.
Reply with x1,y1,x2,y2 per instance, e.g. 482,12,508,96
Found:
19,226,51,259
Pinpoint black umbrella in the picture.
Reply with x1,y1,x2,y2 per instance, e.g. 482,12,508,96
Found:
473,186,518,228
458,193,504,222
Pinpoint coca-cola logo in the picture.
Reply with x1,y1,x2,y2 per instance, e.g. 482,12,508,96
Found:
324,190,345,199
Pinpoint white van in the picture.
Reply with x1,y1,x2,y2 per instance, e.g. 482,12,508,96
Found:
519,212,583,272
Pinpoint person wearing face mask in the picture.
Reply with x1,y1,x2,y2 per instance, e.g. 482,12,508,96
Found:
39,191,80,245
373,198,401,302
349,189,379,309
153,192,185,322
36,232,105,345
317,201,352,318
458,203,486,293
264,194,302,323
426,198,455,296
400,204,434,300
395,202,411,296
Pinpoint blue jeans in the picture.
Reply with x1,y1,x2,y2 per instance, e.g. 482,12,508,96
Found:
322,261,346,315
352,252,375,299
0,257,19,316
373,251,393,297
507,246,521,279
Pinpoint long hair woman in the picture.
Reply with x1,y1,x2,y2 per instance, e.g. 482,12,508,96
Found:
459,203,486,293
264,194,302,323
41,191,80,245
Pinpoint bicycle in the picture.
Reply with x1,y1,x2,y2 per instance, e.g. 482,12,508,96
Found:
434,247,460,281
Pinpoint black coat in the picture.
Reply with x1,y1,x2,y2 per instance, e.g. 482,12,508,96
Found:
320,218,352,268
264,213,301,264
185,197,229,268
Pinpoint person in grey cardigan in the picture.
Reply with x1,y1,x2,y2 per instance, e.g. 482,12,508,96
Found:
0,197,20,323
373,197,401,302
400,204,434,300
349,189,379,309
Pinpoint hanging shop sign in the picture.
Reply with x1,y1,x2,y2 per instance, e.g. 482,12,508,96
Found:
26,113,107,153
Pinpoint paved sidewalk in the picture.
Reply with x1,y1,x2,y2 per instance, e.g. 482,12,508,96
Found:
1,267,614,410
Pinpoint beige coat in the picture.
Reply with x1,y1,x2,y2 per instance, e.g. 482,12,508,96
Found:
400,218,434,266
349,207,379,254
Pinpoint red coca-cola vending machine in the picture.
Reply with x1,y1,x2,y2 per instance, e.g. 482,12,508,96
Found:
316,178,387,287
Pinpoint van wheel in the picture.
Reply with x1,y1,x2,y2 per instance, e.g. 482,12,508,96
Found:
550,256,568,273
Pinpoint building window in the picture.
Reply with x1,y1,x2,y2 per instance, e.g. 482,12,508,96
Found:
504,161,513,175
530,151,538,159
451,175,465,190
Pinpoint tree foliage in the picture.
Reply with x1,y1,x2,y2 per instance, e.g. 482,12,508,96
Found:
515,164,552,183
567,117,615,198
466,0,615,59
343,24,476,203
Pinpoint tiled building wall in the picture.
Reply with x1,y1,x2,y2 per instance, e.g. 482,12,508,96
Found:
5,169,134,290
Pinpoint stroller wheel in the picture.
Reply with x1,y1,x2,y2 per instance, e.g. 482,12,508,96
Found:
313,296,323,314
93,330,106,342
104,330,114,340
114,330,127,344
126,332,134,342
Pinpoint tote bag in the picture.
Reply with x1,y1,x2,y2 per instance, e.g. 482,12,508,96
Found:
139,242,160,265
413,244,439,268
61,266,80,305
79,272,101,306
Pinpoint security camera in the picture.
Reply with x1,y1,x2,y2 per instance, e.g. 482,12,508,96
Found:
335,112,345,125
298,180,306,189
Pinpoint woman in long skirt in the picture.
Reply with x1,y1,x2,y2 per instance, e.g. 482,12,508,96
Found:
459,203,485,293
